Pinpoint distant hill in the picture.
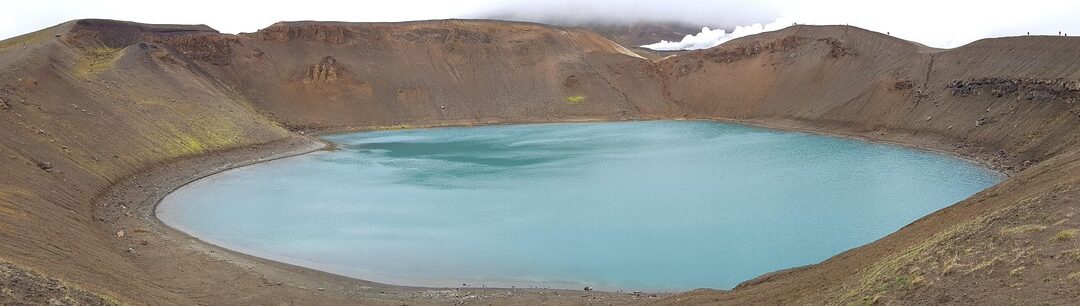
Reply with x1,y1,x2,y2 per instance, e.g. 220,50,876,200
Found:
567,22,703,47
477,15,708,48
1,18,1080,305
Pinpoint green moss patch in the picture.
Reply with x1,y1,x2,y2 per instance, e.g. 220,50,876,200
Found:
76,47,122,78
1053,229,1078,241
1000,224,1047,235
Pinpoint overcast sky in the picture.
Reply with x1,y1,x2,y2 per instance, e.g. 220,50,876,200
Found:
3,0,1079,49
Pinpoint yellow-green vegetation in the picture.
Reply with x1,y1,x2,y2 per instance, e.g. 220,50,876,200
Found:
1009,266,1026,277
127,95,290,162
155,129,204,157
837,216,969,301
940,254,963,275
1064,249,1080,262
565,95,585,105
1053,229,1078,241
836,194,1047,303
1000,224,1047,235
76,46,122,78
43,265,124,306
157,118,246,158
0,23,67,51
0,260,122,305
373,124,417,131
882,275,923,291
0,31,47,51
856,274,923,304
1069,272,1080,280
855,295,881,306
93,291,123,306
176,135,207,153
969,257,998,272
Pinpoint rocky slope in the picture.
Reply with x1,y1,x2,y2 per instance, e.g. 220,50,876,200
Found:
0,18,673,304
0,19,293,304
655,25,1080,305
567,22,704,48
1,19,1079,304
161,19,674,130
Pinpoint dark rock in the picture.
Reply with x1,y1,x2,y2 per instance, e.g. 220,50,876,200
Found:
258,23,355,44
1066,80,1080,91
563,75,579,88
702,35,810,64
36,161,53,171
159,34,238,66
947,77,1080,101
817,37,856,57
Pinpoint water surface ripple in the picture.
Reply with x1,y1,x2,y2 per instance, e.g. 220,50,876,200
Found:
158,121,1003,290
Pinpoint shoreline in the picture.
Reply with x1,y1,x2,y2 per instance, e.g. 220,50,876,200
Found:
3,18,1075,304
97,120,674,305
702,117,1014,176
119,116,1012,303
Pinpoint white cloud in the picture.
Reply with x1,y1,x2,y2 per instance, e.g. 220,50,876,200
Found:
0,0,487,39
643,0,1080,50
3,0,1080,49
642,21,792,51
470,0,781,28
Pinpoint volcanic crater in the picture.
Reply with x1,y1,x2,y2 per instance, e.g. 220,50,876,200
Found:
1,18,1080,305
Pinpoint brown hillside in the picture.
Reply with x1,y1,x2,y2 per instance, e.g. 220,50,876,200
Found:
656,25,1080,305
164,19,673,130
0,19,294,304
569,22,704,47
0,18,672,305
0,19,1079,305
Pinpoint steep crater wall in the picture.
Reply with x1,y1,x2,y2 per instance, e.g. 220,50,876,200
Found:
657,25,1080,304
1,19,1080,305
164,20,674,130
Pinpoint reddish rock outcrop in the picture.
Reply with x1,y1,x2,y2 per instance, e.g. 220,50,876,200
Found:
302,56,344,83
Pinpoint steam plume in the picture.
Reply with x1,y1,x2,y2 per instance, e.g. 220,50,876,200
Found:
641,21,790,51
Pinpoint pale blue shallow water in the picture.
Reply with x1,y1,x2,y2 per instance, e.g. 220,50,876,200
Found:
158,120,1003,291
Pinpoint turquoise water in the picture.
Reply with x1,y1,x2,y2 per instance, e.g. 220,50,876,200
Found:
157,120,1002,291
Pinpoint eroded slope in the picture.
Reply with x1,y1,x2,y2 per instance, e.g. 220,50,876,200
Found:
162,19,673,130
0,19,293,303
1,19,1079,305
0,19,674,304
656,25,1080,305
